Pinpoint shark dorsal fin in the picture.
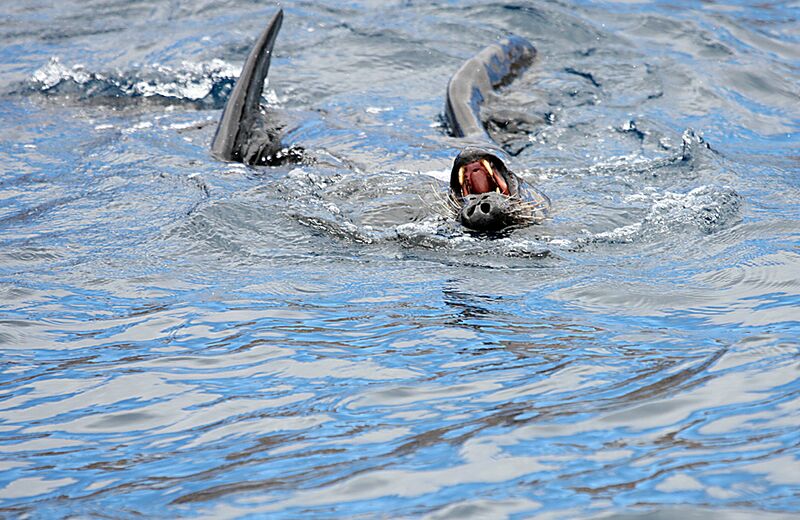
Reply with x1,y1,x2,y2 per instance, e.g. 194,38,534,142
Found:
211,9,283,161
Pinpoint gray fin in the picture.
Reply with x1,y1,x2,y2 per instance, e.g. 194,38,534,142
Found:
211,9,283,162
445,35,537,140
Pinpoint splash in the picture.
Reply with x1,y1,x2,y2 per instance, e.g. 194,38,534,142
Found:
28,57,244,108
593,185,742,244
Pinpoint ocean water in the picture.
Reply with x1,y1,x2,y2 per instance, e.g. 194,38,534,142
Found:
0,0,798,518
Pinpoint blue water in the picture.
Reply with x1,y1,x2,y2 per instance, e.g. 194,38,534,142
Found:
1,1,798,518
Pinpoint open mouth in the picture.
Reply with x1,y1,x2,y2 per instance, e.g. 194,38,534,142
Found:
457,158,510,197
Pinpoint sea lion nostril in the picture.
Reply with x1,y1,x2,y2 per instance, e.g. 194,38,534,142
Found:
467,205,476,217
480,202,491,213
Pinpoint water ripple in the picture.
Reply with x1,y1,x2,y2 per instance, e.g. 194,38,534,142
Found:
0,0,798,518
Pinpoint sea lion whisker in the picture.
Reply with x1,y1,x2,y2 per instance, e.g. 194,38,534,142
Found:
515,200,546,211
427,184,460,216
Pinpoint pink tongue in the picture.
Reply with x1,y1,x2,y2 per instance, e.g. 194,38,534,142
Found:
470,170,493,193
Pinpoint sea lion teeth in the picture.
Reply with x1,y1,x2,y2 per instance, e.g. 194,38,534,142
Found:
458,166,465,186
481,159,493,179
496,187,500,193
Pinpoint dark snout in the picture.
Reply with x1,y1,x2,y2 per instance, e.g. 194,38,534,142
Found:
459,192,514,231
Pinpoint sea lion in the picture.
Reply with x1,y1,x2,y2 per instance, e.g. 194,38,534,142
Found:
449,146,549,231
444,36,550,231
211,8,549,232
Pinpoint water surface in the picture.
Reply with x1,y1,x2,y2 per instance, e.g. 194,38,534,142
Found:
0,0,798,518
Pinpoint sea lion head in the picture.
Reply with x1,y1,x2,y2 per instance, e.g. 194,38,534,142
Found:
449,146,525,231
